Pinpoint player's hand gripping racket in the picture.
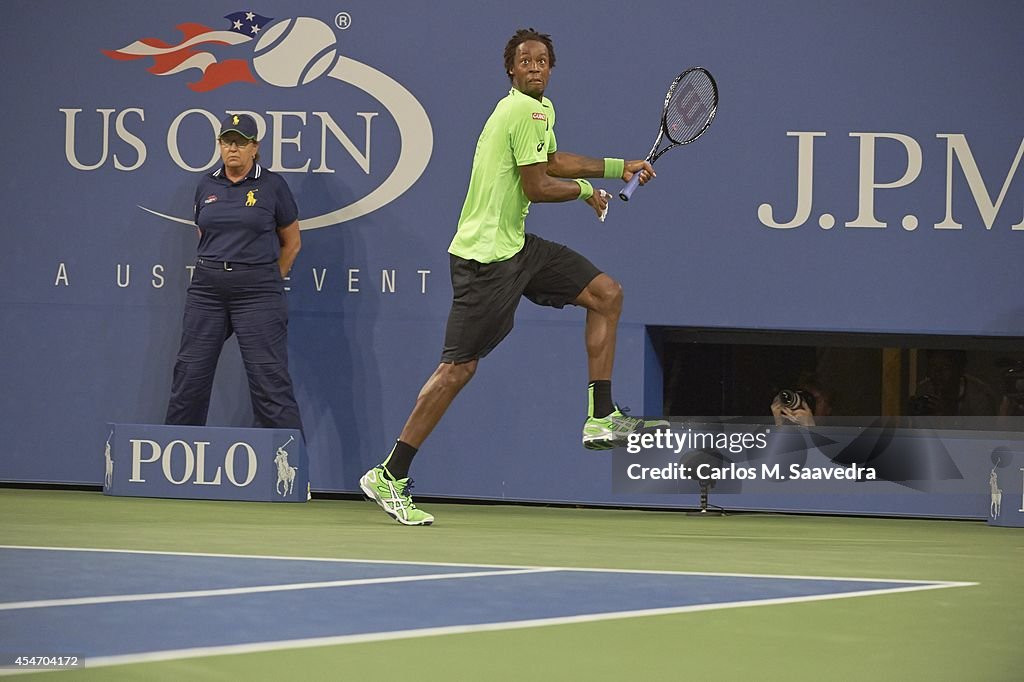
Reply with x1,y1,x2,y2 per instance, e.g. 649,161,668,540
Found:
619,67,718,201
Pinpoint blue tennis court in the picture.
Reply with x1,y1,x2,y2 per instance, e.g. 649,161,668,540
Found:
0,546,973,671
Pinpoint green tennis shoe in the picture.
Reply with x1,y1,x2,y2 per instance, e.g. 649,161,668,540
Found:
359,466,434,526
582,407,668,450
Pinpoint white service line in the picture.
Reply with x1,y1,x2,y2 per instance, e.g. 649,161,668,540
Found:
0,545,979,675
0,567,554,612
76,581,974,672
0,544,976,586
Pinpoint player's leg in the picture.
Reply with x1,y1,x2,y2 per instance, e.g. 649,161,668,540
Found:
521,235,660,449
574,272,622,403
360,359,475,527
380,359,478,483
575,274,657,448
362,254,527,526
397,360,478,450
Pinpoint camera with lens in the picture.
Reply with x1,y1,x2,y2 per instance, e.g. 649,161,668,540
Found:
997,358,1024,415
998,359,1024,396
908,394,936,416
775,388,816,414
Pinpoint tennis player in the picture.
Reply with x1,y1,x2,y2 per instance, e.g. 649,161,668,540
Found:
360,28,656,525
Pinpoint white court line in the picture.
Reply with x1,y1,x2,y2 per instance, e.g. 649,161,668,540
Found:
0,544,976,586
0,545,977,675
0,567,553,612
35,581,975,673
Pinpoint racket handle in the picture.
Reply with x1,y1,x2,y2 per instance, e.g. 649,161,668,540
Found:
618,174,642,201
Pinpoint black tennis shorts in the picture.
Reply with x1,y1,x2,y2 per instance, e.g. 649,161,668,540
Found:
441,233,602,363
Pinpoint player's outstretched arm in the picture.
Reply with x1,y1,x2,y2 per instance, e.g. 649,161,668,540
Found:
548,152,655,185
545,151,604,178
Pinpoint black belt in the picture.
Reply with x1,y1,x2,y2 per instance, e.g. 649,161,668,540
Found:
196,258,274,271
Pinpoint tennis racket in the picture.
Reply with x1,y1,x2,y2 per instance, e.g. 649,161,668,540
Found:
619,67,718,201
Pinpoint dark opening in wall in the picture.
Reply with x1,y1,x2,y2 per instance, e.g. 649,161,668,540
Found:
653,328,1024,423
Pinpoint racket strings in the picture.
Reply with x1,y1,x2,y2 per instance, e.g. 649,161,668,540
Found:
663,72,717,145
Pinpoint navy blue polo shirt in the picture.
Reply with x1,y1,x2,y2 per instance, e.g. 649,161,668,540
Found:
193,164,298,264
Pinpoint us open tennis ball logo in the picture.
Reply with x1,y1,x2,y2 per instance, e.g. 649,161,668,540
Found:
253,17,338,87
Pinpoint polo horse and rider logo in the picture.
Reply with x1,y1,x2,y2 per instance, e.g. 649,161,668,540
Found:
104,430,114,489
989,468,1002,519
275,436,297,497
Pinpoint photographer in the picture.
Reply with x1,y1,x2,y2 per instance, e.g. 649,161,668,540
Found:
997,358,1024,417
771,373,832,427
910,349,997,417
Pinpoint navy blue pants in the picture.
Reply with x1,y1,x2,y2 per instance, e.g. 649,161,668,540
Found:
165,262,303,431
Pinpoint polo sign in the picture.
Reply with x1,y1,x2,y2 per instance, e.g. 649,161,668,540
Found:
104,424,307,502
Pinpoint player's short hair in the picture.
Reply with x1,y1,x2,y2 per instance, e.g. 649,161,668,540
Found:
504,28,556,82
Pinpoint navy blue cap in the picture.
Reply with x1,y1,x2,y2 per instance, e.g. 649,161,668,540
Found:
219,113,258,140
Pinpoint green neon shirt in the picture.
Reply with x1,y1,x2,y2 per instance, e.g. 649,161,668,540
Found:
449,88,558,263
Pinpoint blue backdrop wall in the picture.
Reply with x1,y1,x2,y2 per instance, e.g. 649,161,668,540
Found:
2,1,1022,510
